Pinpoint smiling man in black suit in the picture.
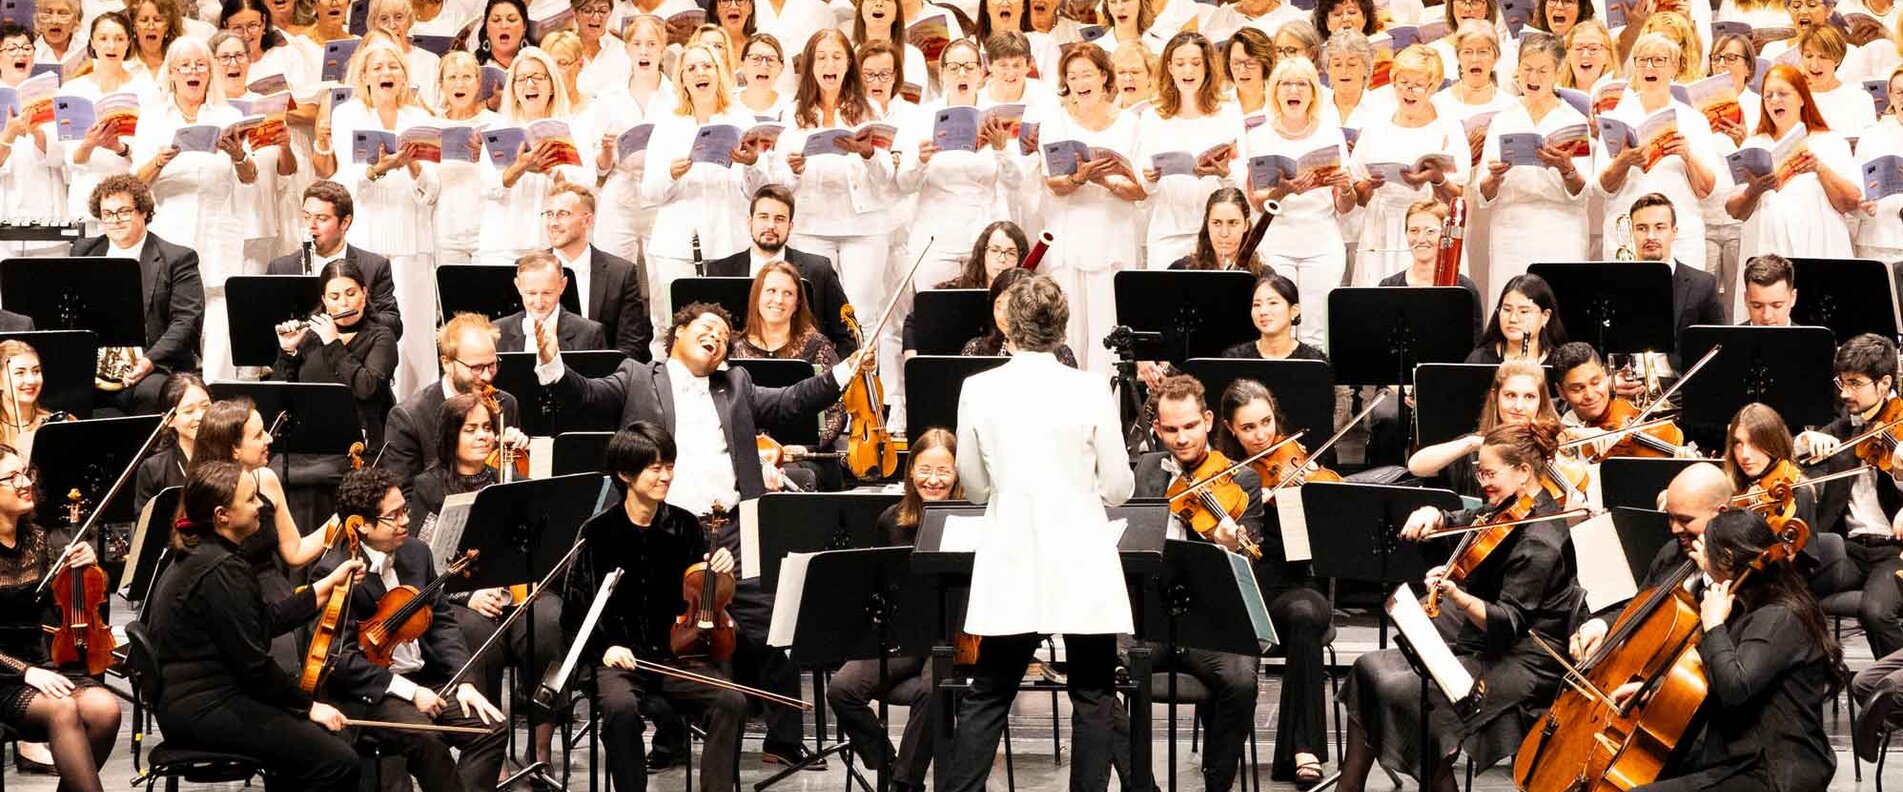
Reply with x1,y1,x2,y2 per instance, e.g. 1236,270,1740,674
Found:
71,175,204,413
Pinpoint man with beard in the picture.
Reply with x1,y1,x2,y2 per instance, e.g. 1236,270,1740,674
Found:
705,184,857,355
1566,461,1732,661
543,182,651,360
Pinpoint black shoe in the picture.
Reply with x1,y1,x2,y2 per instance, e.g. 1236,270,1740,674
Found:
1857,677,1901,763
647,750,684,773
761,743,828,770
13,751,54,775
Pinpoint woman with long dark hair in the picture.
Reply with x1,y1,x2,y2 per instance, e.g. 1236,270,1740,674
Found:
1468,273,1565,365
409,392,499,523
134,373,210,513
1170,187,1268,274
1221,274,1327,361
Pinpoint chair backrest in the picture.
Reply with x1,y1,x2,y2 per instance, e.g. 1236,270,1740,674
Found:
123,620,162,704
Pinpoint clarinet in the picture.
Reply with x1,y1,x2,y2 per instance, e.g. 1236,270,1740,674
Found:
302,236,315,275
691,230,705,277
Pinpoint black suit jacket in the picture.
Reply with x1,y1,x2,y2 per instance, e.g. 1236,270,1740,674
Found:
71,232,204,372
1671,261,1726,347
1807,413,1903,539
265,245,402,339
1132,451,1265,548
496,309,608,353
0,310,32,332
704,248,857,356
313,537,470,704
577,246,651,361
383,379,522,490
546,358,840,552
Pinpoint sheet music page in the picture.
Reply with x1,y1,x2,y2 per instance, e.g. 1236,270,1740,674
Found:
740,498,761,579
1103,517,1129,546
767,552,813,647
1274,495,1312,562
527,436,554,479
1570,512,1639,611
1386,583,1476,702
426,491,478,566
555,568,621,692
1228,551,1279,651
119,494,161,595
940,514,985,552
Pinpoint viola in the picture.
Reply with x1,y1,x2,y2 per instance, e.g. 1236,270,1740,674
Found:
1251,436,1342,501
479,386,529,482
358,550,478,667
300,515,365,694
1584,398,1693,460
48,491,112,676
670,517,737,662
1421,492,1535,618
839,304,900,480
1164,449,1263,560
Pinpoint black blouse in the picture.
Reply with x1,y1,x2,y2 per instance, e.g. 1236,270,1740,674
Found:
144,533,320,715
0,523,64,682
562,502,708,663
134,446,189,515
272,325,398,449
960,336,1080,368
1219,339,1329,361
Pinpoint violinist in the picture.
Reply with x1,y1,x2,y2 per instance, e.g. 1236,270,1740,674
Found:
1723,403,1825,576
193,398,330,567
144,461,363,792
409,394,501,525
1338,421,1584,792
1465,273,1565,365
1738,254,1798,327
133,373,209,514
0,444,118,792
1218,273,1329,362
1621,509,1841,792
1215,378,1337,788
1568,462,1733,661
1792,333,1903,657
826,427,957,791
382,313,529,488
1131,374,1264,791
1407,359,1561,496
310,467,507,792
562,421,746,792
1552,342,1692,460
271,259,399,450
0,340,73,461
962,268,1082,367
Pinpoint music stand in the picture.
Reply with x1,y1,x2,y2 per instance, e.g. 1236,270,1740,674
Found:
670,277,817,333
450,474,613,594
1112,271,1256,362
1789,257,1902,343
1301,481,1463,647
435,264,582,323
1412,363,1539,449
747,492,900,587
1610,507,1673,591
1326,288,1476,386
1677,325,1835,448
0,257,145,347
0,330,96,418
550,431,612,476
28,414,164,531
1526,262,1674,354
902,356,1007,436
491,351,625,436
730,358,825,445
122,484,181,613
1598,457,1701,510
224,275,322,368
911,289,990,356
1179,358,1334,459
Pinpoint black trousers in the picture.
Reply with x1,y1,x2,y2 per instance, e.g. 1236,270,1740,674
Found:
1267,585,1334,778
943,633,1127,792
156,694,359,792
728,582,807,750
1145,644,1256,792
596,663,746,792
1845,537,1903,658
450,598,565,725
827,656,934,786
338,690,507,792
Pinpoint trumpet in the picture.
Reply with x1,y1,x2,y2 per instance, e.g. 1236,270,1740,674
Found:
94,346,145,392
275,308,361,335
1613,213,1636,261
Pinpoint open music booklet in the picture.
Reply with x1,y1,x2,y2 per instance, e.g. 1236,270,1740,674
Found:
1387,583,1479,705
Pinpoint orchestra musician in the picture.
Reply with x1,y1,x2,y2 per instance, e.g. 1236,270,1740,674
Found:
704,184,859,357
1133,374,1265,792
733,259,847,490
0,444,118,792
1625,193,1727,350
1568,461,1734,660
562,420,748,792
134,373,210,513
409,393,501,524
1338,421,1583,792
72,175,205,414
824,427,956,791
0,340,74,461
1620,509,1842,792
494,252,610,354
1791,333,1903,657
964,268,1081,366
1221,273,1327,362
945,273,1135,792
193,398,329,567
1216,378,1338,787
1407,359,1562,495
143,461,364,791
381,313,528,492
1723,403,1824,571
1738,254,1798,327
900,220,1026,361
263,181,402,339
1377,199,1483,341
271,259,399,450
311,467,508,792
1466,273,1564,365
1552,341,1692,460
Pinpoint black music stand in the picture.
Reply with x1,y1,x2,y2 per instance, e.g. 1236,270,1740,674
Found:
730,358,825,445
670,277,818,333
749,492,899,588
550,431,612,476
1412,363,1524,449
224,275,321,368
911,289,990,356
122,484,181,613
0,330,96,418
29,415,163,530
1526,262,1674,354
1112,271,1256,362
451,474,612,595
1677,325,1835,447
0,257,145,347
1598,457,1702,510
1328,287,1476,459
491,351,624,436
1609,507,1673,590
1790,257,1902,343
1302,481,1463,647
1179,358,1334,460
902,356,1007,436
435,264,581,322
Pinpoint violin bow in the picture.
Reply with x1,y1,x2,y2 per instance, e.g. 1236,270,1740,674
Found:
1729,464,1873,504
1264,391,1388,498
1797,417,1903,466
1164,431,1307,504
1418,507,1596,541
852,236,937,370
437,531,589,697
1628,344,1722,427
34,407,177,597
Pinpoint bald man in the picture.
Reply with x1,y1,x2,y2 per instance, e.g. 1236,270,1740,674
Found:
1569,462,1733,661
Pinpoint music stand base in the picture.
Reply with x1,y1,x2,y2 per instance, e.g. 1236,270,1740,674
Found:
752,741,867,792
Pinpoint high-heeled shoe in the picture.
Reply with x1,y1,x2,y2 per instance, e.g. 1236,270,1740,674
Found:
14,750,56,775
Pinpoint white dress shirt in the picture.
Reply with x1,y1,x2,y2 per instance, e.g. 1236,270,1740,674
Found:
360,544,425,701
518,307,563,354
106,231,145,261
663,357,739,516
552,245,594,318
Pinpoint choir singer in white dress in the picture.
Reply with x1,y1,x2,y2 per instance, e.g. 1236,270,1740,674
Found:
947,272,1136,792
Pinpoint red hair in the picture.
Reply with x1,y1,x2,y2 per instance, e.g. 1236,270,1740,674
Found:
1754,64,1831,137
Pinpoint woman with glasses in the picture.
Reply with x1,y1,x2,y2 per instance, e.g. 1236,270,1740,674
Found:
62,13,150,236
749,0,834,93
1726,63,1858,259
271,260,397,449
1428,0,1513,87
1475,31,1588,302
851,0,930,103
1243,58,1352,348
1558,18,1614,90
586,15,669,266
1704,32,1758,296
1111,40,1156,109
1349,45,1466,285
896,39,1017,289
899,219,1026,359
1225,28,1276,119
0,23,67,259
1759,0,1834,62
364,0,442,108
1138,31,1241,270
477,46,586,265
569,0,626,97
737,32,786,115
134,373,210,514
1595,33,1720,267
219,0,310,91
541,30,593,111
32,0,80,76
1434,21,1515,151
210,31,300,287
859,38,912,117
132,37,256,380
431,50,497,266
640,42,769,310
1468,272,1565,364
317,37,442,389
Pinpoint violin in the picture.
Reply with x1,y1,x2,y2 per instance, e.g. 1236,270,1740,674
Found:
49,491,112,676
1251,436,1342,500
479,386,528,482
1164,449,1263,560
300,514,365,694
669,517,737,662
1422,491,1536,619
358,550,478,667
1822,396,1903,473
1583,398,1693,460
839,304,900,480
1732,459,1814,552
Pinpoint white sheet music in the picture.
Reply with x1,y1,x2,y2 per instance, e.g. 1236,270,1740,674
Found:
1386,583,1477,703
551,568,622,695
527,436,555,479
1274,494,1312,562
423,491,478,568
939,514,984,552
767,552,814,647
1570,512,1639,612
740,498,761,579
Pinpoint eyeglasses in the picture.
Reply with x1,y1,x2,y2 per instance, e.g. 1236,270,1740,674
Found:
985,245,1019,258
0,471,31,491
1274,46,1304,57
746,54,780,66
513,72,551,84
1547,0,1578,6
1712,52,1749,64
1835,376,1877,392
717,0,749,6
862,69,895,81
942,60,979,73
1230,57,1264,71
1634,55,1673,68
1456,47,1494,58
1473,465,1508,483
455,358,499,374
173,60,211,73
541,209,578,220
228,21,263,33
1394,78,1433,93
375,505,410,523
98,207,140,222
1570,43,1606,54
214,52,246,63
35,8,74,19
0,44,32,55
575,4,611,14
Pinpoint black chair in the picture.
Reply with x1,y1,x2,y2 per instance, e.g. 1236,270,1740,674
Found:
120,621,270,791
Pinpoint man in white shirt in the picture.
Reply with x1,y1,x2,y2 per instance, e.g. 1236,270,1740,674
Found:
1739,254,1799,327
496,252,608,353
546,183,651,360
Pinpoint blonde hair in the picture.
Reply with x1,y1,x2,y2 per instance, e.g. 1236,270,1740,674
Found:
1638,11,1703,80
502,46,573,121
0,340,49,448
347,35,423,109
1266,56,1323,126
622,13,666,48
366,0,413,38
542,29,582,62
672,41,735,115
159,37,228,107
1559,18,1612,88
1391,42,1443,87
1798,23,1848,64
1627,31,1683,77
